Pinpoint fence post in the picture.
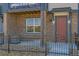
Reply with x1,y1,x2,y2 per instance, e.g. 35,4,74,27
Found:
45,40,48,56
8,35,10,53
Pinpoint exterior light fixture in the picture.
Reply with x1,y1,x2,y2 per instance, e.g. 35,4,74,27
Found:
52,20,55,24
68,20,71,24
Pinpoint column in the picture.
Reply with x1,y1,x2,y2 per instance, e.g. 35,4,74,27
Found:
3,13,8,44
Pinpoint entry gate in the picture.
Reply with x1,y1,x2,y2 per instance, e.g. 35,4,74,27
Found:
47,12,76,56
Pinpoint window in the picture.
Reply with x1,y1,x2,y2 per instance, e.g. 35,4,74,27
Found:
0,17,3,33
0,6,2,13
26,18,41,33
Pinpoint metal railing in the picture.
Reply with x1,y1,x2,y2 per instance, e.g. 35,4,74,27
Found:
0,33,78,56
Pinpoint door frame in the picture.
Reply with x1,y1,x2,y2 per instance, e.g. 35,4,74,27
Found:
55,15,68,42
52,12,70,42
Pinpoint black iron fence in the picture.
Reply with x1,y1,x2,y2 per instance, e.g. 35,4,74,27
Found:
0,33,78,56
0,33,4,45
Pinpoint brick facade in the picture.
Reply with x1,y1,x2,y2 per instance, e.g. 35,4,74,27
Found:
0,3,78,42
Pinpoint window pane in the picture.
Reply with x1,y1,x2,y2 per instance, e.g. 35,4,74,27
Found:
35,26,40,32
35,18,41,25
26,18,33,25
27,26,33,32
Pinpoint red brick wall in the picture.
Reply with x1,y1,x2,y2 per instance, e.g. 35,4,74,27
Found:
5,12,78,41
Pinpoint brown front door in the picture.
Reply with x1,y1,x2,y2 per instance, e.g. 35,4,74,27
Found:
55,16,67,42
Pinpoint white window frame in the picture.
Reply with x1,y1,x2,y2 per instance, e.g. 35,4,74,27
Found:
26,18,41,33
